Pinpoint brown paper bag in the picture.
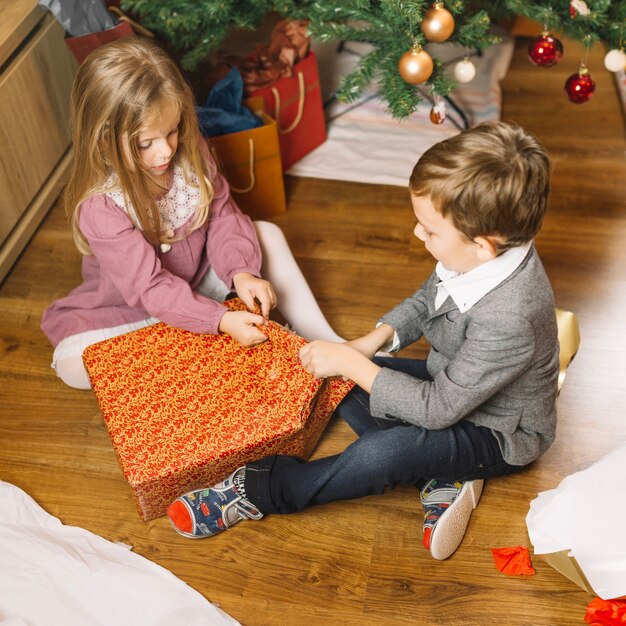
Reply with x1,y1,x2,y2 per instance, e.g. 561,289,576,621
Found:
209,98,286,220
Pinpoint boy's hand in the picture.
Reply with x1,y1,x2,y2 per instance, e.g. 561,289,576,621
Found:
218,310,268,347
347,324,396,359
232,272,277,322
299,340,382,392
345,336,380,360
299,340,348,379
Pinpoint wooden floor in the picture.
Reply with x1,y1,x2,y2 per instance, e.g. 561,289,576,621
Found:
1,37,625,626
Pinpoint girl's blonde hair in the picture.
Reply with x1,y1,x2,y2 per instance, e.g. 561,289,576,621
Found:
65,36,213,254
410,120,551,252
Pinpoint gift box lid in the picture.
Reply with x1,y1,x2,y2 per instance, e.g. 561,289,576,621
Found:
83,319,322,487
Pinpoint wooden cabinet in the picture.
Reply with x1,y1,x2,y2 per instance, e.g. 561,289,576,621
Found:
0,0,77,283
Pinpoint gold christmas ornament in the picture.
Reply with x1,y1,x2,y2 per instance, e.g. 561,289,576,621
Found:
420,2,455,43
398,46,434,84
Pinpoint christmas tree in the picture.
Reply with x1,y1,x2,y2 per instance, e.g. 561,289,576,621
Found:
122,0,626,118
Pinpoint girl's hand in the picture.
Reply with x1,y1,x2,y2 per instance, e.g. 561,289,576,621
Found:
232,272,277,322
218,310,268,347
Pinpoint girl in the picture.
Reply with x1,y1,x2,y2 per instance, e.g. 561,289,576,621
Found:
41,36,341,390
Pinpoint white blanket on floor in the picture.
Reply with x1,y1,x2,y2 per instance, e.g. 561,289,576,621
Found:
288,33,515,187
0,482,240,626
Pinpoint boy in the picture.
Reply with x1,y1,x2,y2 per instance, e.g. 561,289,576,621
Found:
167,121,560,560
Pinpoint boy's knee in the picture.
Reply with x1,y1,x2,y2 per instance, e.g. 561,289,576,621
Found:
54,356,92,390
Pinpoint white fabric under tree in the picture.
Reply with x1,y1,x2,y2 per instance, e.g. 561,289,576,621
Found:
288,31,515,187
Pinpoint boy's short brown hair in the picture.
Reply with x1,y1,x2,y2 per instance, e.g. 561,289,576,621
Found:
409,121,551,250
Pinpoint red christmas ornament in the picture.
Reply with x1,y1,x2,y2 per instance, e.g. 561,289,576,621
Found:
528,33,563,67
564,65,596,103
569,0,590,18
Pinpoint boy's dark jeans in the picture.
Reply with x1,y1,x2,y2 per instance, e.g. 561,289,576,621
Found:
245,357,521,515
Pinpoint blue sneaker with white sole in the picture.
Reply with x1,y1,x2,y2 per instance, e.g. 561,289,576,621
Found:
167,468,263,539
421,478,484,560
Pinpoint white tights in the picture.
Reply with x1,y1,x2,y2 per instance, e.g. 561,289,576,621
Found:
54,221,342,390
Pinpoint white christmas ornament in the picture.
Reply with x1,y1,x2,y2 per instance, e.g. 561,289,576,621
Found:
604,49,626,73
454,58,476,83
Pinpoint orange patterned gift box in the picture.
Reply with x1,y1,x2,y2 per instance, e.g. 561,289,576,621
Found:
82,303,354,521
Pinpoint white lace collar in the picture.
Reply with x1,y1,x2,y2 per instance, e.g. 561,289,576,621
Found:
103,165,200,235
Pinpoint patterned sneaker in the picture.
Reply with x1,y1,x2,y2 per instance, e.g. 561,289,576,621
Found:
420,479,484,560
167,467,263,539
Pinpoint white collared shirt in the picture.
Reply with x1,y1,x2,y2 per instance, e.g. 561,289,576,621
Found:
379,242,532,352
434,242,532,312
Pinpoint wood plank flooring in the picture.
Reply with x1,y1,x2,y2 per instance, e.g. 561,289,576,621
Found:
1,37,625,625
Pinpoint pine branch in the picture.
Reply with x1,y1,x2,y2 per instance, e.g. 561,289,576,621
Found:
456,10,499,50
335,47,387,103
430,62,457,97
122,0,626,119
379,58,423,119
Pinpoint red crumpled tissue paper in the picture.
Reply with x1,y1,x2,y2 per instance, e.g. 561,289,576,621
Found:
491,546,536,576
585,598,626,625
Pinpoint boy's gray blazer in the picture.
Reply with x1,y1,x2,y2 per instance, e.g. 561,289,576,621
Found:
372,245,559,466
